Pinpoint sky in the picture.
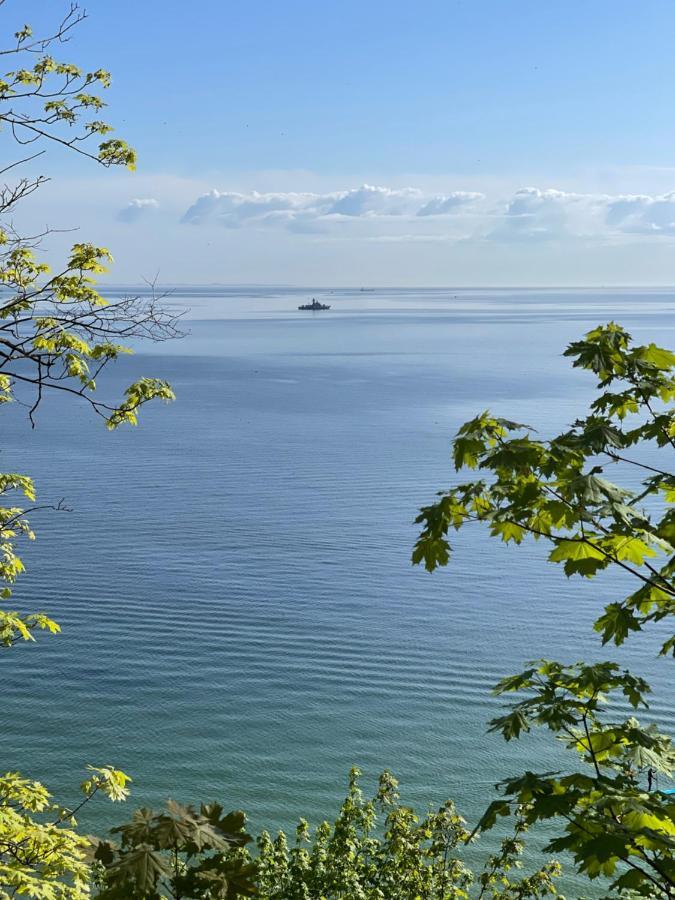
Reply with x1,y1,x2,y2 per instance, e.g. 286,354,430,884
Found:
9,0,675,286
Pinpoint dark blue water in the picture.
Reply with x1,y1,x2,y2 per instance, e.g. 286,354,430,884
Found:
2,287,673,892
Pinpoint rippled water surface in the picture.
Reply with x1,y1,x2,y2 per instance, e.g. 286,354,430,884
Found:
3,287,674,891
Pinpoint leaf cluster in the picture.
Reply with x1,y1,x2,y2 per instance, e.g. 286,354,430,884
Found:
413,323,675,655
413,323,675,895
252,767,561,899
0,3,180,658
93,801,256,899
0,765,131,899
480,661,675,897
0,7,179,898
0,4,135,171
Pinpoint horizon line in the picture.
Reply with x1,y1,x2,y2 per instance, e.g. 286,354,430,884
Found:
96,282,675,291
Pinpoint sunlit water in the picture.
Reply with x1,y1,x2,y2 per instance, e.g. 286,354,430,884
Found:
3,287,674,894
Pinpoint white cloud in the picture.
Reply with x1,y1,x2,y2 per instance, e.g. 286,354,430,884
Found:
327,184,422,216
486,188,594,241
181,189,322,227
606,192,675,234
484,187,675,242
417,192,485,216
117,197,160,223
181,182,675,246
180,184,485,230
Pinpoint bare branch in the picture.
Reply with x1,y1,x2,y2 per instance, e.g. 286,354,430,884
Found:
0,3,86,57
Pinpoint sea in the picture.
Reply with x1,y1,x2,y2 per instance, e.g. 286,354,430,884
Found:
2,286,674,894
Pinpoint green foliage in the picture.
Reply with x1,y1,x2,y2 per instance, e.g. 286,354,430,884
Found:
413,323,675,655
0,9,136,171
89,768,565,899
0,3,179,652
483,661,675,895
0,766,130,899
0,238,176,429
0,5,176,896
92,801,256,899
481,660,675,894
414,323,675,896
251,767,561,899
0,471,62,647
78,768,565,899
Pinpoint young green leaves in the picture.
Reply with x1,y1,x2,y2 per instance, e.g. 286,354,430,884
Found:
413,324,675,894
413,323,675,654
0,766,132,899
479,660,675,896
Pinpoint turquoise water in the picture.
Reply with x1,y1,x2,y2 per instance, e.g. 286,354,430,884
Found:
3,287,674,891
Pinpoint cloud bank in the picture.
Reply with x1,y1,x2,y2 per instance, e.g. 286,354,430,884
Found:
176,183,675,244
180,184,485,230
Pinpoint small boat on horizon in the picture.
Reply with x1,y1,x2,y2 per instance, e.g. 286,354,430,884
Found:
298,298,331,311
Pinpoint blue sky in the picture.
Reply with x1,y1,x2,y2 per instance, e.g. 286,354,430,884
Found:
12,1,675,285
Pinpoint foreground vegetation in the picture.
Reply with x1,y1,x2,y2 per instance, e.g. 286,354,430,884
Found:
1,4,673,897
414,322,675,896
89,768,563,898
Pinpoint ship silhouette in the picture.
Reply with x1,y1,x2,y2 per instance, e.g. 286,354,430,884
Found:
298,297,331,310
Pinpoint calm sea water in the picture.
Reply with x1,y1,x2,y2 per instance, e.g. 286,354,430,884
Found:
3,287,674,891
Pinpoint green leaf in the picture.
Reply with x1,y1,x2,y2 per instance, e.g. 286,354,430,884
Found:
637,342,675,370
594,603,641,646
107,844,170,892
490,521,526,543
549,538,605,564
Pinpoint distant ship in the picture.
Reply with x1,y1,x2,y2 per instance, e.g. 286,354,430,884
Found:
298,298,331,310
